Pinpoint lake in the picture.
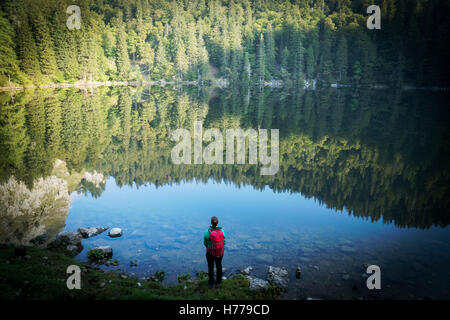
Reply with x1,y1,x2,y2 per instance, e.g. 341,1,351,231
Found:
1,86,449,299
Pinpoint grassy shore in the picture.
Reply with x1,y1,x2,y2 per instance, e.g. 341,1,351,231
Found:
0,245,278,300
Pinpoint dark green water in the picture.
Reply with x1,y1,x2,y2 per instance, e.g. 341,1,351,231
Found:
1,86,449,299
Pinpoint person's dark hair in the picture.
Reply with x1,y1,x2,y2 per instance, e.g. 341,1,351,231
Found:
211,216,219,227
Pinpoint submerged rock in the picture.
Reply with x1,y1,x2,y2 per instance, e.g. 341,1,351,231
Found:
255,254,273,263
267,266,289,291
340,245,356,253
108,228,123,238
246,276,270,291
296,266,301,279
78,227,107,238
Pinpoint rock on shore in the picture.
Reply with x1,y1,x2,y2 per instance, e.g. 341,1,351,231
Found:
246,276,270,290
51,231,83,254
52,231,82,247
90,246,113,258
267,266,289,291
240,266,253,276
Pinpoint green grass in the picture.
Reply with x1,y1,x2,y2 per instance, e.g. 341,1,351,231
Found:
87,248,108,262
0,245,277,300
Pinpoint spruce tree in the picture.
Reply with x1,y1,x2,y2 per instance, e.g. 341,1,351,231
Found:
293,34,305,82
335,34,348,83
256,33,265,84
318,19,334,82
264,24,276,76
16,11,41,81
51,11,79,80
0,9,21,85
197,27,210,81
305,45,315,79
33,12,58,77
241,51,251,83
115,15,130,80
175,37,188,80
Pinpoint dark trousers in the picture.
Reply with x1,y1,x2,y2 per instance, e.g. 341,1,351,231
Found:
206,252,223,285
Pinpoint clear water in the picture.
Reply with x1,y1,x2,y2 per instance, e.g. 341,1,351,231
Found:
66,177,450,299
1,86,449,299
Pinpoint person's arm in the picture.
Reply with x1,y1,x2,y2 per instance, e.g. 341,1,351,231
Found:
203,229,209,247
222,229,226,246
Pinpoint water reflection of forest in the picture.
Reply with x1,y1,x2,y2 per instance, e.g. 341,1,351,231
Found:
1,87,449,229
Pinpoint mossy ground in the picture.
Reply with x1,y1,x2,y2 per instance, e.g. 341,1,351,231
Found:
0,245,278,300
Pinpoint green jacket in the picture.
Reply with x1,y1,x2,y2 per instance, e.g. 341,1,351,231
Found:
203,226,226,248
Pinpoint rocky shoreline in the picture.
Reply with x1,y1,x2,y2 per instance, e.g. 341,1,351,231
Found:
2,78,449,92
14,226,297,298
48,226,291,292
0,242,278,300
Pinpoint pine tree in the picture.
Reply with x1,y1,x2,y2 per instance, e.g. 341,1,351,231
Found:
0,9,21,85
305,45,315,79
51,11,79,80
175,36,188,80
241,51,251,83
264,24,276,76
16,11,41,81
33,12,58,77
197,26,210,81
154,37,172,80
256,33,265,84
281,46,289,70
115,15,130,80
318,18,334,82
280,46,290,81
293,34,305,82
335,34,348,83
186,22,199,79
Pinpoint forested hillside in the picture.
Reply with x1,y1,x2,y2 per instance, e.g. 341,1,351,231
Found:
0,0,449,87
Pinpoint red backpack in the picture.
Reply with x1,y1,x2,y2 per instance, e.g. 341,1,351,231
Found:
207,228,224,257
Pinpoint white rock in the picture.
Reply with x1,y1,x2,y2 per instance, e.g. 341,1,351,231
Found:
108,228,123,238
240,266,253,275
246,276,270,291
267,266,289,291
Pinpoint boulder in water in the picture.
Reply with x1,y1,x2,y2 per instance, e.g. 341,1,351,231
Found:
296,266,301,279
78,227,107,238
88,246,113,259
108,228,123,238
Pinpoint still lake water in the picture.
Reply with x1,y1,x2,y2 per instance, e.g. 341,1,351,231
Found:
1,86,449,299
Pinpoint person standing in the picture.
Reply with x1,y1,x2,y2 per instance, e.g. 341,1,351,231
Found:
203,216,226,288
